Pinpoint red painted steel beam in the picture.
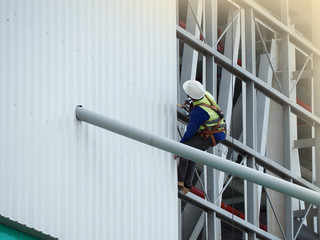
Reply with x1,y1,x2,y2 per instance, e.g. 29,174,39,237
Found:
190,187,268,231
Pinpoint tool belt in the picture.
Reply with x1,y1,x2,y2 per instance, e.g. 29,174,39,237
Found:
198,119,225,146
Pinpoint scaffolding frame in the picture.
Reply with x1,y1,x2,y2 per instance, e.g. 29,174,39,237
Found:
176,0,320,239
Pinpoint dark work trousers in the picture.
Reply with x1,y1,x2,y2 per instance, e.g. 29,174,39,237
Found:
178,134,213,188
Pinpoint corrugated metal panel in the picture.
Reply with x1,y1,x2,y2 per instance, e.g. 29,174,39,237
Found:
0,0,178,239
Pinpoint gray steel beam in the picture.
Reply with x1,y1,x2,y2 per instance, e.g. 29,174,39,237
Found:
178,192,280,240
76,106,320,206
176,26,320,126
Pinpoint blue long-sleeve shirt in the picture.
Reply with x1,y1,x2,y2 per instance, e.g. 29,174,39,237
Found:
180,106,225,143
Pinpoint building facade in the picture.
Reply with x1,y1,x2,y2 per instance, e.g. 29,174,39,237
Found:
0,0,177,239
1,0,320,239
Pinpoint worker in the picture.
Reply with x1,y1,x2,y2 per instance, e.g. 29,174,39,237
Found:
177,80,226,194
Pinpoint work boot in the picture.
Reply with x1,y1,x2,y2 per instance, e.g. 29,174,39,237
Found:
178,181,189,194
178,181,184,188
180,186,189,194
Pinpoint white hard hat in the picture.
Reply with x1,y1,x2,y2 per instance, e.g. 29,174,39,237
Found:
183,80,205,100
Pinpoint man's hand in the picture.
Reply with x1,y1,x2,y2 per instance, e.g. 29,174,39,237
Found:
177,104,184,109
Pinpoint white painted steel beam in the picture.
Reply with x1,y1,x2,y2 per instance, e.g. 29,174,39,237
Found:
189,212,205,240
218,7,241,127
178,111,320,192
176,26,320,126
281,1,295,235
179,0,202,103
215,8,242,239
178,192,280,240
76,106,320,206
312,8,320,233
294,138,315,149
294,208,318,218
204,1,219,238
244,7,257,240
232,0,320,57
292,69,313,80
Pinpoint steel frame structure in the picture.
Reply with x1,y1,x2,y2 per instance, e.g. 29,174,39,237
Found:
176,0,320,239
76,105,320,238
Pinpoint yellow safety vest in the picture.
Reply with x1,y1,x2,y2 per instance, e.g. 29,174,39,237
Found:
193,91,226,132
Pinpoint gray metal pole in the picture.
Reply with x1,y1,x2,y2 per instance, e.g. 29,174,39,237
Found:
75,106,320,206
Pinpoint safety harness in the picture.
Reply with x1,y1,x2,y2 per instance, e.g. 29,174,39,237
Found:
197,94,226,146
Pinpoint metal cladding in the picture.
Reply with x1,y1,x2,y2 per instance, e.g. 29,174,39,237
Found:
0,0,177,239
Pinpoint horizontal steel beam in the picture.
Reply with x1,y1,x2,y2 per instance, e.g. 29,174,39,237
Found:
294,138,315,149
223,136,320,191
292,70,313,80
176,26,320,126
232,0,320,57
294,208,317,218
76,106,320,206
177,112,320,192
178,192,280,240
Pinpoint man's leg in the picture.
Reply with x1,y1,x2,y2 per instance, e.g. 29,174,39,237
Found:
184,160,197,188
178,158,189,183
178,135,212,187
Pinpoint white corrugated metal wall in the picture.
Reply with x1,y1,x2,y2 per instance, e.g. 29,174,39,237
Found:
0,0,178,239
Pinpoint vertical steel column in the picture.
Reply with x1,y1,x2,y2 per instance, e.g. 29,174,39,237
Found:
180,0,203,103
312,1,320,236
281,30,294,239
245,6,257,240
256,40,277,225
315,54,320,236
240,9,247,145
176,1,182,239
244,8,256,76
281,0,293,239
205,0,218,239
216,6,241,239
247,80,257,240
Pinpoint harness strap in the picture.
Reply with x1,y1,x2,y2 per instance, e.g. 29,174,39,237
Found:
198,94,224,119
210,134,217,146
197,94,226,146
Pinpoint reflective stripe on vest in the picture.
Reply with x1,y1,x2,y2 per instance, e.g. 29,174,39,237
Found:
193,91,225,131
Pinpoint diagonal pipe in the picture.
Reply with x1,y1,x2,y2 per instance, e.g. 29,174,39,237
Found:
75,106,320,206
